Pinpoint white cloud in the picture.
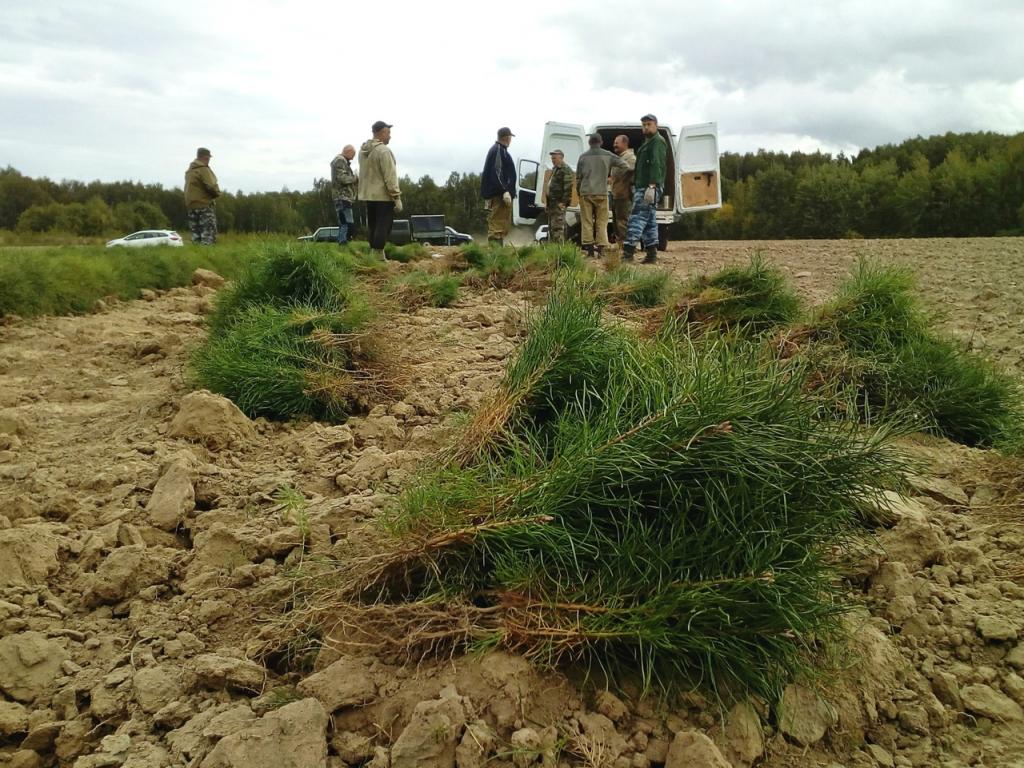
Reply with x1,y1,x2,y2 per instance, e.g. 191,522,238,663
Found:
1,0,1022,191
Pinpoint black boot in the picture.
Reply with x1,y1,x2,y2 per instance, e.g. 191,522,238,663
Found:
643,246,658,264
582,244,594,258
622,243,635,261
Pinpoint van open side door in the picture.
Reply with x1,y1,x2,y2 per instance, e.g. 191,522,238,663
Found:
675,122,722,214
514,121,586,226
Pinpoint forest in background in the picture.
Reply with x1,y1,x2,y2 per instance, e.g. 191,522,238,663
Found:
2,130,1022,239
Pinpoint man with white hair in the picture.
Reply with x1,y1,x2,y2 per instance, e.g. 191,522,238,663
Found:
330,144,358,245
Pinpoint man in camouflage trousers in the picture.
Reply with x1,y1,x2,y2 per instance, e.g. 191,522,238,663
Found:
545,149,574,244
184,147,221,245
330,144,358,245
623,114,668,264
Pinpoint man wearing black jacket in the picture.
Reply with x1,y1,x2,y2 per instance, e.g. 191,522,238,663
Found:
480,127,517,246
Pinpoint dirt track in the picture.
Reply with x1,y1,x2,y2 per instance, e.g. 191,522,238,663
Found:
1,238,1023,768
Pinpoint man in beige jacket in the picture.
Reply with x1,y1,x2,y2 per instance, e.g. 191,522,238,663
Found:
357,121,402,254
184,147,221,245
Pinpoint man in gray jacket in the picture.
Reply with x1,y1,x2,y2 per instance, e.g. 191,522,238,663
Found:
575,134,627,257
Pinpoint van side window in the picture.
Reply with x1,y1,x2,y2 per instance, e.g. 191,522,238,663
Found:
519,160,538,191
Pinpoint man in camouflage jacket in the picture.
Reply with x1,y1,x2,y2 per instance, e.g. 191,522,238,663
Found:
545,149,574,244
184,147,221,245
330,145,358,245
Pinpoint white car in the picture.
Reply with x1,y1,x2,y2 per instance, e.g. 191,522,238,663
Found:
535,224,549,243
106,230,184,248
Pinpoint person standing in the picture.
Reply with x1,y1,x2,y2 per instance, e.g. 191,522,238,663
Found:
610,134,636,247
330,144,358,245
184,147,221,245
480,127,517,246
575,133,627,257
357,121,402,255
545,149,574,244
623,114,667,264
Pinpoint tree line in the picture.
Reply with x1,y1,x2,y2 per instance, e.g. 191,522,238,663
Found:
2,130,1022,239
677,130,1024,239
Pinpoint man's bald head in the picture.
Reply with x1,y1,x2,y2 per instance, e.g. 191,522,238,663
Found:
342,144,355,160
613,135,630,154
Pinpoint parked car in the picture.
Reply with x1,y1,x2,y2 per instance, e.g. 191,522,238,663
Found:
444,225,473,245
106,230,183,248
513,120,721,250
297,227,339,242
535,224,549,243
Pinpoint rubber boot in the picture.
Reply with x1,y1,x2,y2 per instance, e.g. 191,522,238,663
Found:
582,244,594,258
643,246,658,264
622,243,635,261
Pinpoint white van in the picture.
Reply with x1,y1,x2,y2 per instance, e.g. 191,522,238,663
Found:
513,121,722,250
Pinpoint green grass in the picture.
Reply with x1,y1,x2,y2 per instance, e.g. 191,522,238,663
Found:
384,242,429,263
388,271,461,309
0,242,256,318
308,281,906,701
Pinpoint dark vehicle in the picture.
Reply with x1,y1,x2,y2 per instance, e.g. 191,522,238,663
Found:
391,215,473,246
298,218,473,246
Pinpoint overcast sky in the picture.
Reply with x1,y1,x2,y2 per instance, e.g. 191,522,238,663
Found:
2,0,1022,193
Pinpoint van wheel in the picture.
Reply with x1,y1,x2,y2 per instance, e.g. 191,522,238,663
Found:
657,226,668,252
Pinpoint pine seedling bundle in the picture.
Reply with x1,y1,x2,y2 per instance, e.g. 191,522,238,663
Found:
793,260,1024,449
192,244,388,421
658,255,802,336
322,280,905,700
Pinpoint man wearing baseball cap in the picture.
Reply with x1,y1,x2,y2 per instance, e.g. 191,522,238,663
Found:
480,127,517,246
184,147,221,245
545,149,574,244
623,114,667,263
358,121,402,256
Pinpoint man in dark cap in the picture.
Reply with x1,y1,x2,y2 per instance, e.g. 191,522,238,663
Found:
480,127,517,246
545,149,574,244
575,133,628,257
623,114,667,263
358,121,402,256
184,147,221,245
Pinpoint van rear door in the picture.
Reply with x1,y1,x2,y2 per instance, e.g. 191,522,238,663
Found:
675,122,722,214
513,121,586,225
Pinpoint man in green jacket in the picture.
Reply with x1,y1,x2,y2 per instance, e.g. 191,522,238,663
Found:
184,147,221,245
623,115,667,263
545,149,574,244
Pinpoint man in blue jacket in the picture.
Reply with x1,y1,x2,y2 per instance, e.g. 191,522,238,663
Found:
480,127,517,246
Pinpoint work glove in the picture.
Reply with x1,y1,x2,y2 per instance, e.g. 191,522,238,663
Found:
502,191,512,205
643,186,656,205
394,198,403,213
